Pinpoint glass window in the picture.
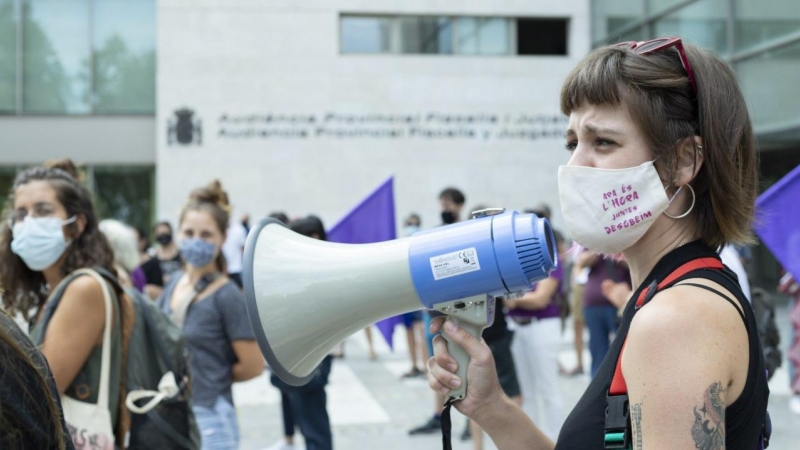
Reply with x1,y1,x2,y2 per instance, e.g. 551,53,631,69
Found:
0,166,17,213
23,0,90,113
456,17,510,55
341,16,393,54
594,25,644,48
735,0,800,52
91,0,156,114
647,0,687,16
653,0,729,54
0,0,17,112
737,40,800,129
456,17,479,54
517,18,568,55
592,0,645,44
619,26,646,43
478,18,509,55
92,165,154,232
399,16,452,54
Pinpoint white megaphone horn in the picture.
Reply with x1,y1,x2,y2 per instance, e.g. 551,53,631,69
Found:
242,208,557,401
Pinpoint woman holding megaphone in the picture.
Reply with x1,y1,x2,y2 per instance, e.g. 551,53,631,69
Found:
427,38,770,449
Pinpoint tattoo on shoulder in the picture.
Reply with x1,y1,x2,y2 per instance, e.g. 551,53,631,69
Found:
632,403,643,450
691,382,726,450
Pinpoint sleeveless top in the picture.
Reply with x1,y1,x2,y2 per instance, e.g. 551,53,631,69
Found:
556,241,769,449
30,271,123,429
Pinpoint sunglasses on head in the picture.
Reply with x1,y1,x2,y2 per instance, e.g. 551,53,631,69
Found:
615,36,697,96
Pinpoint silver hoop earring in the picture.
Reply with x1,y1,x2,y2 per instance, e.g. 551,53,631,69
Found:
665,184,695,219
696,144,703,157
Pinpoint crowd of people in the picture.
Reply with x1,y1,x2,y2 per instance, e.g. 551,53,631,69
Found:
0,35,798,450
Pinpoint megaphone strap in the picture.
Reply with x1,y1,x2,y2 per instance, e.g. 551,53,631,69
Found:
441,398,456,450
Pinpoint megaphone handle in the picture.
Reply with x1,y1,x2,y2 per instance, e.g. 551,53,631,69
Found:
442,317,484,401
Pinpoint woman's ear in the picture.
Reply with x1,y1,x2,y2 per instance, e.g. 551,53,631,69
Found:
675,136,704,186
67,214,87,240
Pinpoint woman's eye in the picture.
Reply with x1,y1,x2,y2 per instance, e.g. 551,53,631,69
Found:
596,138,617,147
565,141,578,152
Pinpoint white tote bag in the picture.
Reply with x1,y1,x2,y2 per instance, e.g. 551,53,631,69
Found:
59,269,116,450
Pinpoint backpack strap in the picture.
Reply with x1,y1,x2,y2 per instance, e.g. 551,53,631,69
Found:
603,256,725,449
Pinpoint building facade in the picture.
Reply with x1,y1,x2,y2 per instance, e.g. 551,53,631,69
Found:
156,0,589,232
0,0,797,286
591,0,800,286
0,0,156,231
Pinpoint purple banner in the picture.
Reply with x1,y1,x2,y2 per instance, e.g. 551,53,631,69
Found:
755,164,800,280
327,177,404,349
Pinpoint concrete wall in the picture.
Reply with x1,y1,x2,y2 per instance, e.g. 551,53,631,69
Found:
0,116,155,165
157,0,591,231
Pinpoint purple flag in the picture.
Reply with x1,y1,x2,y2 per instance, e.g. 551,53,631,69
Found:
327,177,404,350
755,164,800,280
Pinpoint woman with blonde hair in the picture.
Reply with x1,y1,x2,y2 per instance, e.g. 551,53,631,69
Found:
99,219,147,292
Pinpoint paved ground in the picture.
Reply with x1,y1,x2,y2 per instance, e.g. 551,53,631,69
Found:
234,304,800,449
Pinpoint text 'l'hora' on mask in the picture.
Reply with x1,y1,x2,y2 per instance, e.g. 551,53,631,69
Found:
11,216,76,271
558,161,681,254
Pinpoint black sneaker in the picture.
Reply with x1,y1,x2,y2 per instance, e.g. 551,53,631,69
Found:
408,416,441,435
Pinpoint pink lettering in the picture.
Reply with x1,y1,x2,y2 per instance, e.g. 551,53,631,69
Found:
605,210,654,235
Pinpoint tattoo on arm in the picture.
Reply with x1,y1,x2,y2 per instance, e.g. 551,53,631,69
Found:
691,382,726,450
632,403,643,450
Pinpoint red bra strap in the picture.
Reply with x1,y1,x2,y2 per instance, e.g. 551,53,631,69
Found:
610,257,725,396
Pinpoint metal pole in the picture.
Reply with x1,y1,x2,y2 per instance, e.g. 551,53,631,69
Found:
16,0,23,114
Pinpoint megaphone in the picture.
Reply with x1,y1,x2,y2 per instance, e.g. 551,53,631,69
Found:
242,208,557,400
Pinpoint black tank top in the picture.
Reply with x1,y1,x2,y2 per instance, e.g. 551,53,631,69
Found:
556,241,769,449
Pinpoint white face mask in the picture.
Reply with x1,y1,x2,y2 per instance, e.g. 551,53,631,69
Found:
558,161,681,254
10,216,76,271
402,225,420,237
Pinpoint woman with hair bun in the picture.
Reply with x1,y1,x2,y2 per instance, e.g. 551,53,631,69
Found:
157,180,263,450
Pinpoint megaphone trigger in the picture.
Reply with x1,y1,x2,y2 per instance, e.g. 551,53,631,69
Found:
434,294,494,400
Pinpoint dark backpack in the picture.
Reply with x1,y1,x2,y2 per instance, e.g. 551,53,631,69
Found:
95,269,201,450
751,287,782,380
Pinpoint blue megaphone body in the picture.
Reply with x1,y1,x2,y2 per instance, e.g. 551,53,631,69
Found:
242,208,558,400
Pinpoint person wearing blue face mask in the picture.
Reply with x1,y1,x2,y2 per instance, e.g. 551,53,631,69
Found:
157,180,264,450
0,159,133,449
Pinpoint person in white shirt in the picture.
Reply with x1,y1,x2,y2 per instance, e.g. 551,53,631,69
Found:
222,220,247,289
719,244,751,302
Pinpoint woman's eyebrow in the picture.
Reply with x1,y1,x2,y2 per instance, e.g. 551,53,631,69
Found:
585,124,623,135
565,125,623,137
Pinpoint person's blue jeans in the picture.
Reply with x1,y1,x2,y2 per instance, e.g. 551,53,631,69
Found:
194,396,239,450
584,305,619,378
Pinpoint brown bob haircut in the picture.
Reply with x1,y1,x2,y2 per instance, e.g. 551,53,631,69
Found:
560,40,758,249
